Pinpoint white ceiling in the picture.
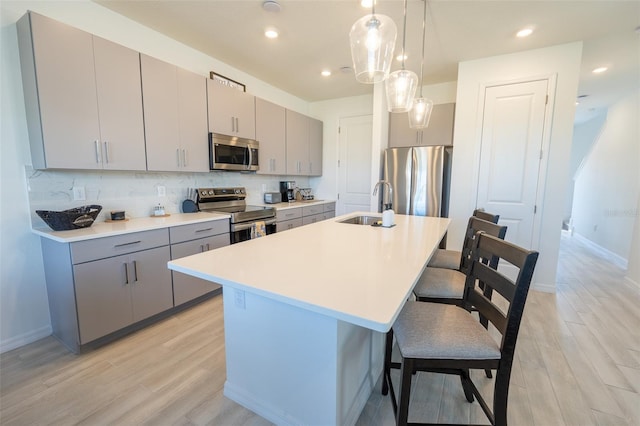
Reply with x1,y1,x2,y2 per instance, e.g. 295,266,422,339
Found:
95,0,639,123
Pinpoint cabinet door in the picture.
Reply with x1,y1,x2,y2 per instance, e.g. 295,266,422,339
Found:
309,117,323,176
388,112,419,148
177,68,209,172
130,246,173,322
28,12,101,169
420,103,455,146
93,36,146,170
256,98,286,175
208,81,256,139
74,254,134,344
302,213,325,226
171,234,229,306
286,110,309,175
141,54,181,171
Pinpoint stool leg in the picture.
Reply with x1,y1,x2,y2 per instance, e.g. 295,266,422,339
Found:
396,358,413,426
382,330,393,396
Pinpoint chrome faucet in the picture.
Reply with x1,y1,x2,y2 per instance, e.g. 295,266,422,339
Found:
373,180,393,211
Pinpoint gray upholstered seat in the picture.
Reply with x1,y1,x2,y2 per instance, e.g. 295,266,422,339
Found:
393,301,500,360
426,249,460,269
413,267,465,299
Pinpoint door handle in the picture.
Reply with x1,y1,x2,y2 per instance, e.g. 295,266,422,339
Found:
94,140,101,163
132,260,138,282
124,262,129,285
104,141,110,164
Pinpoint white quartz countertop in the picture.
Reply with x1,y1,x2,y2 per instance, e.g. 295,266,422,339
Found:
259,199,335,210
32,212,230,243
168,212,450,332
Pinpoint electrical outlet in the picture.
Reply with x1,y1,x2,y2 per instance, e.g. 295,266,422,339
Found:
234,289,246,309
72,186,86,201
157,185,166,197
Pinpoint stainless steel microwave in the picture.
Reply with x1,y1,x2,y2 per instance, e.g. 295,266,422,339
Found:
209,133,259,171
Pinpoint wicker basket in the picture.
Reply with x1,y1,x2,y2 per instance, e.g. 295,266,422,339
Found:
36,205,102,231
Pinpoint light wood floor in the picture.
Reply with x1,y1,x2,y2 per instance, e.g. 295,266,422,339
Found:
1,232,639,425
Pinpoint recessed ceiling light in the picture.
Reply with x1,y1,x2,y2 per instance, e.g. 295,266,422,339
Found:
592,66,608,74
516,28,533,38
361,0,374,8
396,54,408,62
321,70,331,77
265,28,279,39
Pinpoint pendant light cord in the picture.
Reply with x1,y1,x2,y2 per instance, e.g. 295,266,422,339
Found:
418,0,427,96
401,0,408,69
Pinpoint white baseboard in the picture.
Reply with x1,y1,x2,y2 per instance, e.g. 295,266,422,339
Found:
0,325,52,354
532,282,556,293
573,233,628,270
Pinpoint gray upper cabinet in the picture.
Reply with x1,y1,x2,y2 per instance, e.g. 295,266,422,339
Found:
141,55,209,172
309,117,323,176
388,103,455,147
255,98,286,175
286,110,310,175
17,12,146,170
285,110,323,176
208,80,256,140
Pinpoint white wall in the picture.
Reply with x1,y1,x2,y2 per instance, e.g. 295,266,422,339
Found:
566,112,607,221
627,195,640,287
571,90,640,261
0,0,317,352
449,42,583,292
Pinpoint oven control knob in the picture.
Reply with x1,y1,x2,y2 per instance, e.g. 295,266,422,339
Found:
208,190,214,195
200,190,207,197
234,189,240,194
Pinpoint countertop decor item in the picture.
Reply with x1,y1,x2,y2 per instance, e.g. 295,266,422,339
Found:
36,205,102,231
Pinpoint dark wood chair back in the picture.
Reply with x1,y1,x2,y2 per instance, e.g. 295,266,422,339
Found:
473,208,500,223
459,217,507,273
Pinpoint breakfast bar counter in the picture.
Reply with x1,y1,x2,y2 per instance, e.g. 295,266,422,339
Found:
168,212,450,425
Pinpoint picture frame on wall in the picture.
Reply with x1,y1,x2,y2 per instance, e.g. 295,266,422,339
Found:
209,72,246,92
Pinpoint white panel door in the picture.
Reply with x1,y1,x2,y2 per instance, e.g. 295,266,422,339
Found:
477,79,548,250
338,115,373,215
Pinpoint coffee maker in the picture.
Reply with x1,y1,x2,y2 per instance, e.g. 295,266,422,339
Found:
280,181,296,203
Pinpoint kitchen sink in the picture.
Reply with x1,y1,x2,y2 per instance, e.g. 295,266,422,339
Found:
339,215,381,225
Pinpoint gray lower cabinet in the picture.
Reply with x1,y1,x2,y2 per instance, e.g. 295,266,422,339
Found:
169,220,229,306
41,228,173,353
276,202,336,230
74,245,172,344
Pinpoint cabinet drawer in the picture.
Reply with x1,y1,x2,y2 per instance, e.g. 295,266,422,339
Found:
170,233,230,260
302,213,325,226
323,202,336,212
276,207,302,222
277,218,303,232
302,205,324,216
169,219,229,244
323,211,335,221
71,229,169,264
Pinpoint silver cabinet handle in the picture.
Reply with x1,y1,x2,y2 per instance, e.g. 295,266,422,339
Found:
182,149,188,167
200,244,205,252
176,148,181,167
231,116,235,132
235,117,239,133
94,140,101,163
195,227,213,233
114,240,141,248
132,260,138,282
124,262,130,285
206,243,210,251
104,141,110,164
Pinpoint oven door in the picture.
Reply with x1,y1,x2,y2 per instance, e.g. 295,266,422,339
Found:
209,133,259,171
230,218,277,244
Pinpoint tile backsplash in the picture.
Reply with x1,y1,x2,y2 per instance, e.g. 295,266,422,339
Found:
26,166,310,229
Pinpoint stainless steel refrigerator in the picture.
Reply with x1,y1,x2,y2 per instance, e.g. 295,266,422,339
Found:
382,146,452,217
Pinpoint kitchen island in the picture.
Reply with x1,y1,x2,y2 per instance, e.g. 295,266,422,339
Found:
168,212,450,426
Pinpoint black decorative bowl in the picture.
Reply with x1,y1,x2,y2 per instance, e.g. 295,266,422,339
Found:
36,205,102,231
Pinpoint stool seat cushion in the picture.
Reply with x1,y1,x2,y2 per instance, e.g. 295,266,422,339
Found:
414,267,465,299
427,249,461,270
393,302,501,360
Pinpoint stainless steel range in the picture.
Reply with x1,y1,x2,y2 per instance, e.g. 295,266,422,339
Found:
196,187,276,244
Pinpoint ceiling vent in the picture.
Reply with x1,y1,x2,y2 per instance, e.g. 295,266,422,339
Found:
263,1,281,13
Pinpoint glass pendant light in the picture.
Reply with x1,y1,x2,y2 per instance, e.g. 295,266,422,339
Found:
385,0,418,113
349,2,397,84
409,0,434,128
